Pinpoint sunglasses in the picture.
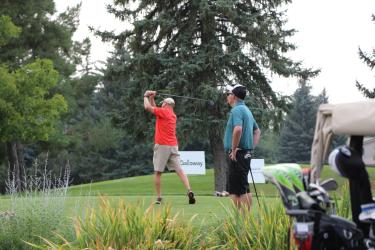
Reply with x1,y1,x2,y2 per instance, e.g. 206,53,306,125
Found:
226,92,234,96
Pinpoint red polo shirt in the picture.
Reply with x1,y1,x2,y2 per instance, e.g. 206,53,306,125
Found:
153,107,178,146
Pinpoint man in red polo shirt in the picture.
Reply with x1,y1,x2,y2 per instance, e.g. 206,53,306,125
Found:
144,90,196,205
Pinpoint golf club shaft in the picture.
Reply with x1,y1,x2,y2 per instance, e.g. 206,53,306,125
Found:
249,167,261,208
158,92,211,102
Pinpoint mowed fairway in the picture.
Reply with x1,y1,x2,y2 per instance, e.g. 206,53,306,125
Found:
63,195,240,224
2,167,375,225
68,166,375,197
64,166,375,223
66,169,279,223
68,168,280,196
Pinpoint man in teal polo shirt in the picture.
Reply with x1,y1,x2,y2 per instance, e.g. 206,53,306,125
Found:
224,84,261,210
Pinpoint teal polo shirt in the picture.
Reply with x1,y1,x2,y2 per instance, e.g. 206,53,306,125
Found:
224,101,259,150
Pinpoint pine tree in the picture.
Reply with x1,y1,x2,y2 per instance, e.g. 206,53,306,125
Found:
278,78,323,163
356,15,375,99
98,0,317,191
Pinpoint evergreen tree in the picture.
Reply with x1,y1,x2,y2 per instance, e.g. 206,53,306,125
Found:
0,1,81,76
316,88,329,104
356,14,375,99
43,39,138,183
278,78,324,163
256,129,280,164
97,0,317,191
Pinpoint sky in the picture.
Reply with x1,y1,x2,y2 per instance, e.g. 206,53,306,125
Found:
56,0,375,104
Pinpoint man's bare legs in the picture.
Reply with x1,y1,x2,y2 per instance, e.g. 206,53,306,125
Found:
230,193,252,211
154,168,195,204
240,193,252,211
154,171,162,199
156,169,189,193
175,168,196,204
175,168,191,191
230,195,242,209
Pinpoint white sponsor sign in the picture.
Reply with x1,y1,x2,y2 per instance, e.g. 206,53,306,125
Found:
179,151,206,175
248,159,265,183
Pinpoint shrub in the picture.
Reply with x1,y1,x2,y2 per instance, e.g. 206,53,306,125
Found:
0,159,71,249
37,197,205,249
209,198,291,249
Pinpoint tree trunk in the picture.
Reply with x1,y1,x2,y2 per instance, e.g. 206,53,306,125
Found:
201,8,228,192
209,123,228,192
16,142,24,173
6,141,21,191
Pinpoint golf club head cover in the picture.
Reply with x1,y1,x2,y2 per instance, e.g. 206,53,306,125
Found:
328,145,365,180
359,203,375,223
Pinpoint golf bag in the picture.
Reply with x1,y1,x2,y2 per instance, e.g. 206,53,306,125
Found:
263,137,375,250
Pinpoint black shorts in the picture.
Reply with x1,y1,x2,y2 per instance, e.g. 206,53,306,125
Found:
227,150,252,196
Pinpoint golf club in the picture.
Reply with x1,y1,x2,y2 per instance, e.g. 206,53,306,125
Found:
157,92,215,107
248,166,261,208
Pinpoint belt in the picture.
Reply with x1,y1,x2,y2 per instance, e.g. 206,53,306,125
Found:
228,148,253,154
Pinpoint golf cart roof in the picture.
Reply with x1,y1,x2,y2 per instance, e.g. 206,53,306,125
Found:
310,101,375,181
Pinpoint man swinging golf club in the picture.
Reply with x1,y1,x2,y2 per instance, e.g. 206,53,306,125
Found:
224,84,261,211
144,90,196,205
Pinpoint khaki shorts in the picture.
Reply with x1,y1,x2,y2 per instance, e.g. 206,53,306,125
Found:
153,144,181,172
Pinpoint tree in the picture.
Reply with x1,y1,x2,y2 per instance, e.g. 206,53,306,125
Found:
0,16,20,190
97,0,317,191
0,59,67,189
50,73,125,183
0,2,85,189
356,14,375,99
0,1,81,76
278,78,323,163
0,15,21,46
256,129,280,164
39,38,128,183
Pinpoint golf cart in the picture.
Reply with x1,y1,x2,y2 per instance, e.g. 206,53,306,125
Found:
263,100,375,250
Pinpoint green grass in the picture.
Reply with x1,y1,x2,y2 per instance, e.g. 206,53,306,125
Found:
67,168,281,197
68,169,217,196
67,166,375,197
59,166,375,224
63,165,375,223
62,195,280,224
65,168,283,223
2,165,375,225
67,194,287,223
0,164,372,249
